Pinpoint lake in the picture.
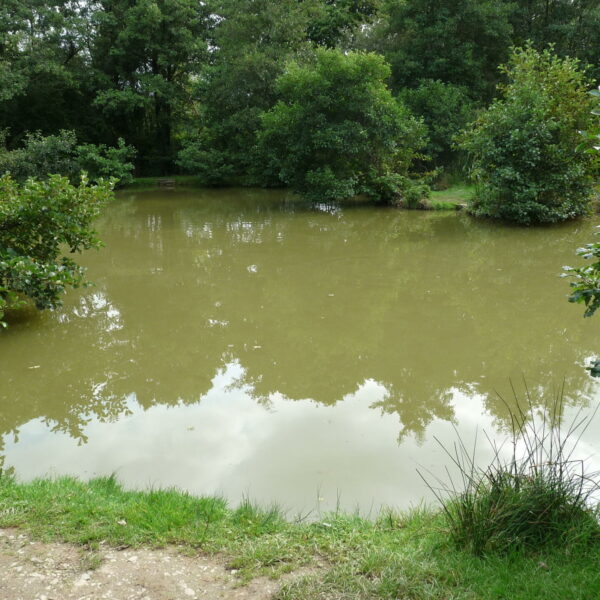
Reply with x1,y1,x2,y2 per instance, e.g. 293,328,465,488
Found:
1,188,599,514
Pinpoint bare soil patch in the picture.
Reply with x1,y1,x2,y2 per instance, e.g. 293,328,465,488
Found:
0,528,296,600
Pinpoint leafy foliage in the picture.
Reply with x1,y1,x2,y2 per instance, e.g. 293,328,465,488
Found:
0,130,80,183
177,0,314,185
579,86,600,170
0,0,96,134
0,131,135,185
509,0,600,83
369,0,514,101
459,47,596,224
75,139,137,186
0,174,113,327
398,80,475,166
258,49,428,203
564,233,600,319
90,0,210,174
563,88,600,318
2,0,600,177
306,0,382,47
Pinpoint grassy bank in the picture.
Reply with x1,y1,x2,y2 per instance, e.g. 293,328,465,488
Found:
430,184,475,206
0,475,599,599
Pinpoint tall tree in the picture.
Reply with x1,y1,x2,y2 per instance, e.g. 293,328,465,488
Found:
372,0,514,101
91,0,210,174
0,0,95,143
178,0,315,184
508,0,600,81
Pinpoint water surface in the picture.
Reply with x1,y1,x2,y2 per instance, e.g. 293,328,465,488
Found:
1,188,599,513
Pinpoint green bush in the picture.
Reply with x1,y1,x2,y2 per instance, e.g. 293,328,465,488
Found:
0,174,113,327
176,137,237,186
76,138,136,186
564,230,600,318
258,48,429,204
0,130,79,182
0,131,136,186
459,46,596,224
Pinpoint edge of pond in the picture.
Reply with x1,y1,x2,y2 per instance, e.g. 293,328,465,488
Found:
1,475,599,599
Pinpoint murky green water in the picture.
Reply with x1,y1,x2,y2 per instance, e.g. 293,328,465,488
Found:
1,188,600,513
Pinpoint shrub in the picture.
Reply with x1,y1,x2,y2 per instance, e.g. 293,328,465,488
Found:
75,138,136,186
0,174,113,327
580,86,600,161
563,229,600,318
258,48,429,204
459,46,596,224
0,131,136,186
176,137,237,186
422,393,600,555
0,130,79,182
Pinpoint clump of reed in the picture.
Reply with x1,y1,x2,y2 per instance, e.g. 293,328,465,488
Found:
422,386,600,556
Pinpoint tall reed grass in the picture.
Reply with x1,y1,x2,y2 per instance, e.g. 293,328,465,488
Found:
421,385,600,555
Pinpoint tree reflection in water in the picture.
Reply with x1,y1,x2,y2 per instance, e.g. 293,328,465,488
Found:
0,189,598,489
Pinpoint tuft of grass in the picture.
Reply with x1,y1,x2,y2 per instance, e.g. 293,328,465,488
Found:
79,547,104,571
231,497,286,537
421,385,600,556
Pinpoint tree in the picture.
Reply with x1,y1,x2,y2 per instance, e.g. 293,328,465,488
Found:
306,0,382,47
367,0,514,101
508,0,600,82
89,0,210,174
177,0,315,185
398,80,475,166
258,48,428,203
459,46,596,225
0,0,99,142
355,0,514,167
0,174,113,327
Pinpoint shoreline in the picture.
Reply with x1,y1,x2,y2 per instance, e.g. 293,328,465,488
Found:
1,475,599,599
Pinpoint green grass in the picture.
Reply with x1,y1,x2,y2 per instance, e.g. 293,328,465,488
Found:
427,199,461,211
1,475,600,598
430,184,475,206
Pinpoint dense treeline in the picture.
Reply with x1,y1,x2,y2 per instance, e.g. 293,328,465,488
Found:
0,1,599,323
1,0,598,180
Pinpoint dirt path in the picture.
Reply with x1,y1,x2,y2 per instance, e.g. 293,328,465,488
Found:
0,529,296,600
